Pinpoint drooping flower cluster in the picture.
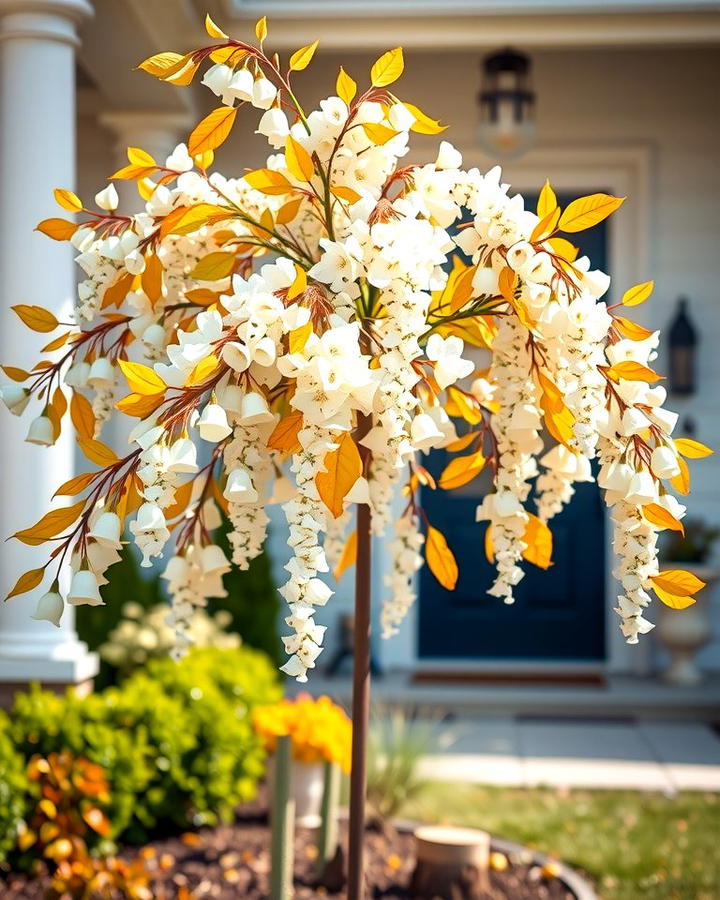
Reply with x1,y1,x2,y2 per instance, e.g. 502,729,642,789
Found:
1,16,710,681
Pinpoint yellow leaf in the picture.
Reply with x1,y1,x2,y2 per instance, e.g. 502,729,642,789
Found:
484,525,494,564
362,122,399,145
53,471,98,497
643,503,684,533
653,584,697,610
188,106,237,156
331,185,362,204
287,264,308,302
445,431,479,453
370,47,404,87
530,207,560,243
42,332,72,352
403,102,447,135
51,386,67,423
651,569,706,597
255,16,268,41
285,135,314,182
14,500,86,545
244,168,294,196
116,391,166,418
6,567,45,601
12,305,58,333
205,13,228,39
111,163,155,181
425,524,458,590
54,188,82,213
316,432,363,518
190,251,236,281
137,51,184,77
209,46,248,66
336,67,357,105
558,193,625,233
194,149,215,170
185,288,222,307
186,353,220,386
118,359,166,396
671,455,690,495
276,197,303,225
498,266,518,304
334,529,357,580
268,412,303,454
127,147,156,167
289,321,312,354
606,361,664,383
439,451,486,490
35,218,77,241
102,271,134,309
70,391,95,440
522,514,553,570
537,180,557,219
674,438,713,459
622,280,654,307
79,438,119,468
445,386,482,425
613,316,654,341
289,40,319,72
1,365,30,382
165,57,201,87
547,237,579,263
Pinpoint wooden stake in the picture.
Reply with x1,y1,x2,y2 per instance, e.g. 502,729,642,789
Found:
316,759,341,874
270,735,295,900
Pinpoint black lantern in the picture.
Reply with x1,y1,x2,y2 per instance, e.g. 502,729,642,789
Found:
477,48,536,158
668,297,698,395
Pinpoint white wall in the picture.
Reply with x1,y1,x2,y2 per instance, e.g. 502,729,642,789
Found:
77,44,720,673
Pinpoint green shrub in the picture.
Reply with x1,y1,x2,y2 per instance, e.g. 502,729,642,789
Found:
0,711,30,861
8,646,281,846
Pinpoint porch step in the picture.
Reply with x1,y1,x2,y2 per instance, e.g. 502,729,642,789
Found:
288,671,720,722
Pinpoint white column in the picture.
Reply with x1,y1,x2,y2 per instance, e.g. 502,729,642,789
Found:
99,110,192,212
0,0,97,695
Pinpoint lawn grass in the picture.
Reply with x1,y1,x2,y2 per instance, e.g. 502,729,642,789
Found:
403,783,719,899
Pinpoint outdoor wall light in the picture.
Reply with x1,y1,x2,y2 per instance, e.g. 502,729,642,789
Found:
477,47,536,159
668,296,698,396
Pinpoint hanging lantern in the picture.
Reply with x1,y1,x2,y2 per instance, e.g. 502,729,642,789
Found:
477,48,536,159
668,296,698,395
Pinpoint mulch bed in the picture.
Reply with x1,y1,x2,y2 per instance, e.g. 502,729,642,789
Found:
2,793,579,899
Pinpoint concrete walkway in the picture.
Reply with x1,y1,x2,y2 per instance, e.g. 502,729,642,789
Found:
418,718,720,792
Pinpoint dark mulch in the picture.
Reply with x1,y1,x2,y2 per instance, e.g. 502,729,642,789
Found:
2,794,577,899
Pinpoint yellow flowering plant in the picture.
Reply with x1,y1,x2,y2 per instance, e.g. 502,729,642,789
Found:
253,694,351,773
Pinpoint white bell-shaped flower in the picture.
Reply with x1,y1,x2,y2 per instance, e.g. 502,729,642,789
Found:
227,67,254,103
95,183,118,212
200,543,230,576
133,501,167,533
31,588,64,626
651,445,681,480
197,403,232,442
26,414,55,446
68,569,103,606
250,336,276,367
88,357,115,388
168,438,198,474
410,413,444,451
217,383,244,414
224,466,259,504
221,341,251,372
251,77,277,110
240,391,274,425
161,554,190,584
64,361,91,389
88,511,122,548
0,384,30,416
201,63,233,98
142,323,166,350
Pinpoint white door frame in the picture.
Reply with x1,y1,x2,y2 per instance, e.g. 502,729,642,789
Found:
377,141,655,675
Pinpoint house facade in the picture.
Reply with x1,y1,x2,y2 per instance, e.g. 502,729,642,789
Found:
1,0,720,697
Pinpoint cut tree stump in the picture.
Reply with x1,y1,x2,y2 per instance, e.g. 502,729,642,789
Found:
411,825,491,899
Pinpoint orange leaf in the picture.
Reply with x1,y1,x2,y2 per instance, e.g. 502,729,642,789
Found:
613,316,654,341
6,567,45,601
79,438,119,468
244,168,293,196
276,197,303,225
268,412,303,454
439,451,486,490
35,218,77,241
522,514,553,570
671,455,690,495
101,271,134,309
116,392,165,418
12,305,58,333
190,251,236,281
643,503,684,534
316,432,363,519
188,106,237,156
53,471,98,497
444,431,479,453
606,361,664,383
2,365,30,382
425,524,458,590
285,135,315,182
651,569,706,597
141,252,164,304
13,500,86,545
334,529,357,580
70,391,95,440
558,193,625,233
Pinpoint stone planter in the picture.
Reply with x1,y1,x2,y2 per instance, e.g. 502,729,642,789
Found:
654,564,718,686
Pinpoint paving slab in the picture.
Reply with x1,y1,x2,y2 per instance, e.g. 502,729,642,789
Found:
639,721,720,791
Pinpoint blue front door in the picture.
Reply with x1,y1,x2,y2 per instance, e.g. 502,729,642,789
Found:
418,192,608,662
